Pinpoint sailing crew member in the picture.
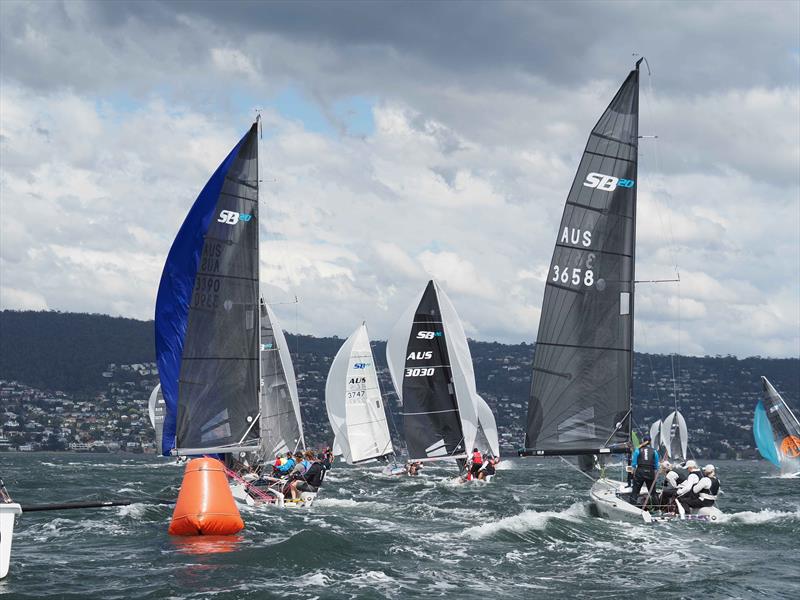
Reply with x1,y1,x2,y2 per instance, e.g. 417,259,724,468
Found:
288,453,326,500
273,451,296,477
683,464,720,510
629,434,659,507
469,448,483,479
658,461,685,510
477,455,498,481
407,461,423,476
675,460,702,508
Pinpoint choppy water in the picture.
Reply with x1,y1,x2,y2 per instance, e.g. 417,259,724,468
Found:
1,453,798,599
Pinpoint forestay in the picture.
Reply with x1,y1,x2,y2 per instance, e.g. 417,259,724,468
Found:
155,123,261,456
259,299,305,458
386,280,478,462
325,322,393,464
524,63,641,455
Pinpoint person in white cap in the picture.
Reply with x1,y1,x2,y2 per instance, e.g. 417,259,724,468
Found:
684,464,721,510
658,460,685,510
675,460,702,500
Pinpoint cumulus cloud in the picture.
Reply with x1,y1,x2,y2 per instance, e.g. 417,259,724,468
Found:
0,0,797,358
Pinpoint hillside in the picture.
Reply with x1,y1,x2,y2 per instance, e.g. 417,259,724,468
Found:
1,310,798,457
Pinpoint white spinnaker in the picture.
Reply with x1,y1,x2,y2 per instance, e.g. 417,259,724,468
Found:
147,384,165,454
435,281,479,456
661,410,688,461
325,329,357,463
265,303,305,449
475,394,500,457
386,288,426,404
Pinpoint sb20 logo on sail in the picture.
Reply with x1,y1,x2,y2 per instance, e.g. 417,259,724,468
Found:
583,172,635,192
416,331,442,339
217,210,253,225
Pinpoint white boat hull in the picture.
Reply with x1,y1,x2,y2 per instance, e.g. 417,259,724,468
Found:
590,478,723,524
229,481,316,509
0,503,22,579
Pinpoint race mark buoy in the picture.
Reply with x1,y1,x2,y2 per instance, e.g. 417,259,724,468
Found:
168,457,244,536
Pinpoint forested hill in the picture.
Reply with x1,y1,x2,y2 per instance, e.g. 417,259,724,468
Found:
2,309,799,455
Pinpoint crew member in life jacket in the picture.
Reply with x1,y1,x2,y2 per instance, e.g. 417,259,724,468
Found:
628,434,659,507
683,464,720,510
675,459,702,505
468,448,483,480
658,461,685,510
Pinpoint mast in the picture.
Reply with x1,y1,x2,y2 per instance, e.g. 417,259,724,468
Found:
521,61,641,457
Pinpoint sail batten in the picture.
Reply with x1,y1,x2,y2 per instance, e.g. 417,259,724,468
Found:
524,65,640,455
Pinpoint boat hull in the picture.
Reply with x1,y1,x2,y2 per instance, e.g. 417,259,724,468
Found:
0,502,22,579
229,481,316,509
590,477,723,524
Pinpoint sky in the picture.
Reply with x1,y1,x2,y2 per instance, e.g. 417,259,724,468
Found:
0,0,798,358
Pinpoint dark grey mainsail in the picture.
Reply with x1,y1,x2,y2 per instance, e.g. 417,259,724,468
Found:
259,298,304,457
174,124,261,454
524,63,641,455
397,281,466,461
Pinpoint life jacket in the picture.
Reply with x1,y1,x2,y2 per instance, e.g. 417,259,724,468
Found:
472,451,483,465
635,446,655,477
697,475,720,507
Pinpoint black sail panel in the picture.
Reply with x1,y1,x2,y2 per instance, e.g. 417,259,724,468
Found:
176,125,261,451
525,66,640,454
402,281,466,460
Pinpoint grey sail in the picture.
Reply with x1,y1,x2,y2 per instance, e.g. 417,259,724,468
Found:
761,376,800,462
524,64,640,455
259,298,305,458
174,124,261,454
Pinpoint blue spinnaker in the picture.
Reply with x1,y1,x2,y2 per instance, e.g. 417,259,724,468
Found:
754,400,781,467
154,127,253,456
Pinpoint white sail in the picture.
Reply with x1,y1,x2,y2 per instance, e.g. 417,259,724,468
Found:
386,288,425,404
325,323,393,464
649,419,662,451
264,303,306,452
475,394,500,457
147,384,166,455
661,410,688,461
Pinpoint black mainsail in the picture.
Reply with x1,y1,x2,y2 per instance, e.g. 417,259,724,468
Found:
523,62,641,456
156,123,262,455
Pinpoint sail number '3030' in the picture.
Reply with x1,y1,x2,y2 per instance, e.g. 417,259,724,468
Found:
405,367,435,377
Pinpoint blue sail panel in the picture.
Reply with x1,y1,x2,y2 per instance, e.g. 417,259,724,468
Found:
154,130,252,456
754,400,781,467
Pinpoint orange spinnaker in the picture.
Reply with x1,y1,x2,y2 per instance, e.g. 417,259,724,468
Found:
780,435,800,459
168,457,244,536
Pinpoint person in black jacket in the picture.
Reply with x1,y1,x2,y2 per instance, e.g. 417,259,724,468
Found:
287,453,326,500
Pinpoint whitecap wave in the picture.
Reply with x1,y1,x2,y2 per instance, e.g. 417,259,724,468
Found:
462,503,587,538
723,508,800,525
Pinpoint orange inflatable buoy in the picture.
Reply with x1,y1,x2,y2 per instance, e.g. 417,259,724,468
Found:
168,457,244,536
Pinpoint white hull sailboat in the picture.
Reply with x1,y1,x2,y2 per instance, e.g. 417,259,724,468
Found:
754,376,800,477
519,60,722,523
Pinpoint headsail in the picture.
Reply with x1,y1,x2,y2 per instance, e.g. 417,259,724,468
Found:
259,299,305,458
760,376,800,467
475,394,500,457
660,410,688,461
524,63,640,456
325,322,393,464
754,400,781,468
386,280,478,462
155,123,261,456
147,384,166,454
649,419,662,453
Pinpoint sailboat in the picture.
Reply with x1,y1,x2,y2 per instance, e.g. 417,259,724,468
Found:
660,409,688,462
325,322,397,468
386,280,484,477
754,376,800,476
519,60,720,522
154,120,310,508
